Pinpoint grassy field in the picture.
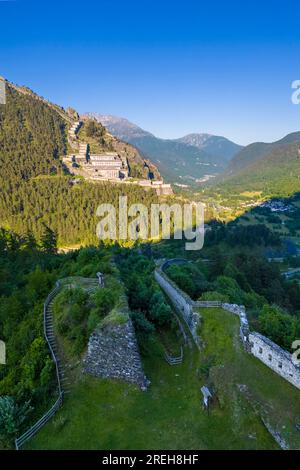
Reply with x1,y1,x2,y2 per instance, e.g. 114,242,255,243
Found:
26,343,273,449
24,303,300,450
197,308,300,450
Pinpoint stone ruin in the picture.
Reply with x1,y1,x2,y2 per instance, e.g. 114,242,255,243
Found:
83,319,149,390
249,332,300,390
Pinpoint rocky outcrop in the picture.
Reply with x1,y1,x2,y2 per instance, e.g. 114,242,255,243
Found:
83,319,149,390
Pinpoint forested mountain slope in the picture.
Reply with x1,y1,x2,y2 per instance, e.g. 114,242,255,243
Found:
226,131,300,175
0,81,159,246
212,141,300,198
0,83,67,184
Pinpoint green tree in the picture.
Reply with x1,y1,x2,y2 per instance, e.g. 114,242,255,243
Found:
0,396,32,448
41,225,57,254
130,311,155,345
149,291,172,326
85,119,105,139
92,288,117,316
259,304,300,351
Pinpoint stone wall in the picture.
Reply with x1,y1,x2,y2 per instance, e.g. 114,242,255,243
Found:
84,319,149,390
193,301,249,340
155,266,250,350
154,268,201,347
249,332,300,390
155,261,300,391
222,303,250,342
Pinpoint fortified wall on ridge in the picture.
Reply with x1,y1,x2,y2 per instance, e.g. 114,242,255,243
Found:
155,260,300,390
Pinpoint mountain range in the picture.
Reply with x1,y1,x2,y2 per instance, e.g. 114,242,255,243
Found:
226,131,300,175
85,114,243,184
2,77,300,207
212,132,300,199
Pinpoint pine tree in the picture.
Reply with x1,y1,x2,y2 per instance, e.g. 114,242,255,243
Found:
41,225,57,254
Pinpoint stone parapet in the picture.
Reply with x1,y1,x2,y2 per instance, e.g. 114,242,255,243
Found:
155,260,300,391
84,319,149,390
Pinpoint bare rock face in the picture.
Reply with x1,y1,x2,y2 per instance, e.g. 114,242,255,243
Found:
83,319,149,390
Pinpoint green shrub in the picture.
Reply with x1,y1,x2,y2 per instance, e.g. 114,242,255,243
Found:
87,308,102,333
149,291,172,326
130,311,155,344
0,396,32,448
92,288,117,316
199,291,230,302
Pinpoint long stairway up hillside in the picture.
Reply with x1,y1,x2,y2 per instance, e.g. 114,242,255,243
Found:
44,289,69,392
15,284,66,450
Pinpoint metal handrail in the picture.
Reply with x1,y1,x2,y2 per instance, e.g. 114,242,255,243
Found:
15,284,64,450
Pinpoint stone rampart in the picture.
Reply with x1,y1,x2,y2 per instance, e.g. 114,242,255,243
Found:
249,332,300,390
155,261,300,391
84,319,149,390
154,268,201,347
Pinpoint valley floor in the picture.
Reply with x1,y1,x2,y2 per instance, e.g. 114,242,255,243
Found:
26,306,300,450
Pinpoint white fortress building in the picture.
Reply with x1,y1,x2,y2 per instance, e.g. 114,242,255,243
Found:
87,152,128,179
68,121,81,139
64,120,173,193
64,148,128,181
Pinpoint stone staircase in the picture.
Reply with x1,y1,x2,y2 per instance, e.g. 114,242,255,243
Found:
15,275,103,449
44,289,70,392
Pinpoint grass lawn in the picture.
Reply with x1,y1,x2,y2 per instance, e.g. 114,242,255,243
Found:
197,308,300,450
26,308,300,450
26,344,272,449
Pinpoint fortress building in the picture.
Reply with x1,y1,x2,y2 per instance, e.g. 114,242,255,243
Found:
68,121,81,139
64,120,171,192
64,147,128,180
87,152,128,179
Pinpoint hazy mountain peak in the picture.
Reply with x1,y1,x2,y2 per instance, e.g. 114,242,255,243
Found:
177,133,243,160
85,113,243,184
177,133,213,145
83,113,153,140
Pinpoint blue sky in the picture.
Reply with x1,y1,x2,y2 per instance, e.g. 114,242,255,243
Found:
1,0,300,145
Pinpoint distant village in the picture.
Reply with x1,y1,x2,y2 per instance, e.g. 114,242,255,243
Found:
63,121,173,196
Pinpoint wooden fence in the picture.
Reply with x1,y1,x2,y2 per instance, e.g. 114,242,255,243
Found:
164,346,184,365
